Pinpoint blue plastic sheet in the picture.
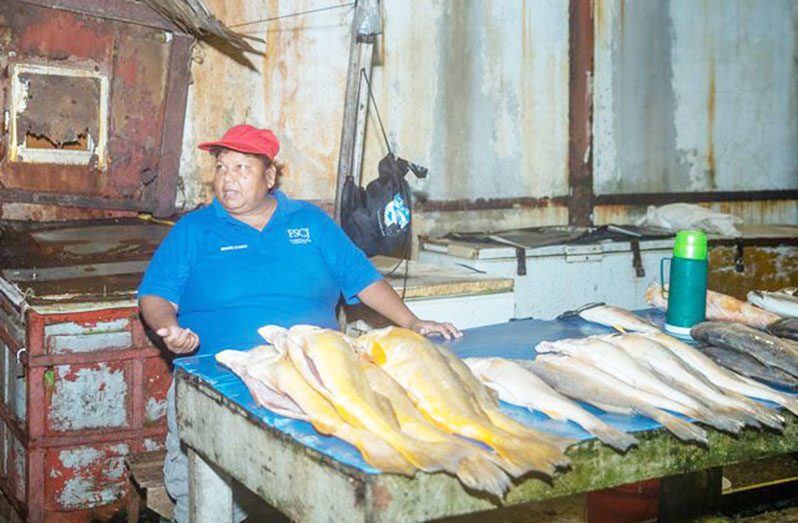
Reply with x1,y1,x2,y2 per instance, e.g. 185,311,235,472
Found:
173,309,783,474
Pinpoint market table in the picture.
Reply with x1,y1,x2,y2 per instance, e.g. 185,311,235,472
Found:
174,311,798,522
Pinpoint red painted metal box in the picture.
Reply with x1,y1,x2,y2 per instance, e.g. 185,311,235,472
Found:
0,219,173,522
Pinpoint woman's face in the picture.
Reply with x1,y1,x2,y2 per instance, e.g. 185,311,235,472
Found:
212,149,276,215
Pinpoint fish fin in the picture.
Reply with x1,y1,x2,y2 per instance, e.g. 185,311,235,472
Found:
613,325,627,334
340,425,416,476
455,452,512,499
635,406,708,444
257,325,289,344
584,422,639,453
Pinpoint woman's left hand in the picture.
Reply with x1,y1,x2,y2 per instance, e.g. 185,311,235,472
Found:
409,319,462,340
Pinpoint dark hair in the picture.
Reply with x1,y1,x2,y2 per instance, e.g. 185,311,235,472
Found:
208,146,284,189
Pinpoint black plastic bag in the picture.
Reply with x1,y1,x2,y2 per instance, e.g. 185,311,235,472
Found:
341,153,413,258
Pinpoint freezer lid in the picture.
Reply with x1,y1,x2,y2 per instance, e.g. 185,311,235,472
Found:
420,225,675,260
0,219,168,306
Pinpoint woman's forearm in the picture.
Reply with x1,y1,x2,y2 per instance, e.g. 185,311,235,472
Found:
357,280,419,328
139,295,180,331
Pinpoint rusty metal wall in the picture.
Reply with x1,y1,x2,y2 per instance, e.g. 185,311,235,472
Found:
179,1,570,212
593,0,798,196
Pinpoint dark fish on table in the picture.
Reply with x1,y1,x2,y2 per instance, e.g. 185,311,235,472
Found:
768,317,798,342
691,322,798,378
696,344,798,389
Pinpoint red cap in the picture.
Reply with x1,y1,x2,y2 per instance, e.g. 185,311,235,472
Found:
197,124,280,159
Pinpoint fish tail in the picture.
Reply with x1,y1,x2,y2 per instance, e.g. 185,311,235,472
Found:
635,406,708,445
343,426,417,476
741,403,785,431
455,452,512,499
689,406,745,434
584,422,639,452
781,397,798,417
488,435,569,478
483,408,575,455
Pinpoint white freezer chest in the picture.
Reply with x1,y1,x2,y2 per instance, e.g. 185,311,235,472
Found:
419,237,674,320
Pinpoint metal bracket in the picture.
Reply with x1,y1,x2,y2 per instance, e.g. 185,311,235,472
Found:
565,244,603,263
734,243,745,273
630,239,646,278
15,347,26,378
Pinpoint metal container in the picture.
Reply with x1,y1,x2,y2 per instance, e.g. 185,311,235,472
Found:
0,219,172,522
419,234,674,320
0,1,191,519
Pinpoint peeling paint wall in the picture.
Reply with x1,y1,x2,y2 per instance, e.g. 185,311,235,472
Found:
178,1,570,218
594,0,798,195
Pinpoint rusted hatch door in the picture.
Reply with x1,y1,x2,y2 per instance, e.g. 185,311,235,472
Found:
0,0,193,216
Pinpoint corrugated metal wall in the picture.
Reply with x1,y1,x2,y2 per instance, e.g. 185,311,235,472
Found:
177,0,797,228
178,0,570,211
594,0,798,194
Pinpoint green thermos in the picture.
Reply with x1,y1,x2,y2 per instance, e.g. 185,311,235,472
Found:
660,230,708,336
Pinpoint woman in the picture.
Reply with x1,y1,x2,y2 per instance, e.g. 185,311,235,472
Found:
138,124,460,522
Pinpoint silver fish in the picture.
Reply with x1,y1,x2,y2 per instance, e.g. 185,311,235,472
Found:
691,322,798,378
578,304,659,333
644,332,797,417
530,354,708,444
601,334,781,430
536,337,744,433
465,357,638,452
747,289,798,318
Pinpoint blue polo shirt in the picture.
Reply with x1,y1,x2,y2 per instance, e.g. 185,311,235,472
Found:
138,190,382,355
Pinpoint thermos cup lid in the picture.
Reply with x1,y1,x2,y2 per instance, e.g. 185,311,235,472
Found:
673,229,708,260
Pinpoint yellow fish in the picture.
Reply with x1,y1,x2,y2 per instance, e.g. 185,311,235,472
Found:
356,327,573,478
360,358,511,497
216,341,414,475
264,325,461,475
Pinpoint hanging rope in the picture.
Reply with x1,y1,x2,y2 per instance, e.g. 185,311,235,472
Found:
229,2,355,28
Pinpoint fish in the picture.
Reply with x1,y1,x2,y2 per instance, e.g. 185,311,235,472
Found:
536,337,745,433
263,324,464,475
748,288,798,318
768,317,798,342
216,343,415,475
465,357,638,452
601,334,777,430
646,283,781,329
644,332,797,417
530,354,708,444
577,304,659,333
356,326,573,478
691,322,798,378
360,359,511,497
697,343,798,389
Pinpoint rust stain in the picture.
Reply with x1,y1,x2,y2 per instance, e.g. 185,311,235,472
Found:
706,57,717,189
708,246,798,300
17,74,100,146
0,203,137,221
371,484,393,511
18,9,113,61
620,0,625,28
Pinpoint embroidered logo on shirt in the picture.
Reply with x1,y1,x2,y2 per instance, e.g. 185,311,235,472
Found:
287,228,311,244
220,244,249,251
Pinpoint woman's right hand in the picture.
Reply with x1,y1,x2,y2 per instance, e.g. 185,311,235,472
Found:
156,325,200,354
